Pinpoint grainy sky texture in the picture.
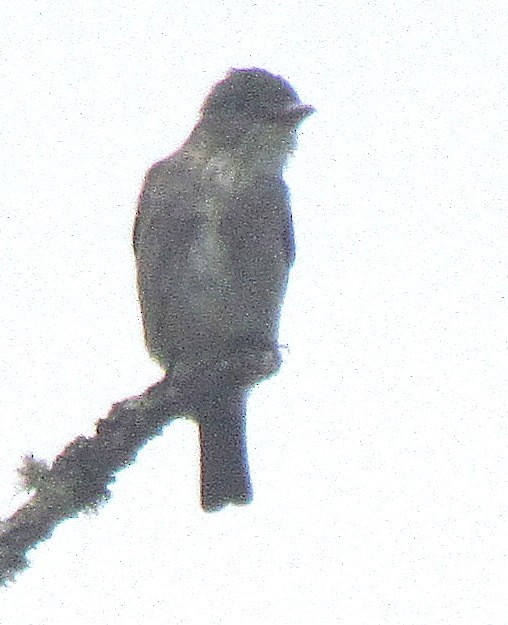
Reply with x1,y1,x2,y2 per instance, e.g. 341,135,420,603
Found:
1,1,507,623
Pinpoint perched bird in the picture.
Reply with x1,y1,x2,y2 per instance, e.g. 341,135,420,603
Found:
133,68,313,510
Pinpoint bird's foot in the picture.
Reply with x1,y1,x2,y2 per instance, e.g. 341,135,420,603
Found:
217,348,281,387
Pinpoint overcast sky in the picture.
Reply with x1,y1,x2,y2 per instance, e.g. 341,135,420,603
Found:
1,1,508,623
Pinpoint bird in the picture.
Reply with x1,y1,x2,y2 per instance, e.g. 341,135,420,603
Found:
133,68,314,511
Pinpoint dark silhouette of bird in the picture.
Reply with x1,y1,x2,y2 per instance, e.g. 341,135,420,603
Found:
133,68,313,510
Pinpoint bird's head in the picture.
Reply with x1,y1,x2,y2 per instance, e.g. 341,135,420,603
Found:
196,68,314,172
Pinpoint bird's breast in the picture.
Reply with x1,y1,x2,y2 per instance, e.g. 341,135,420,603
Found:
189,198,227,277
187,155,240,279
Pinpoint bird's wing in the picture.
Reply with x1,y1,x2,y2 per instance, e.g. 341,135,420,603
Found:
267,175,296,266
133,157,201,367
133,158,198,256
214,174,294,353
221,175,295,267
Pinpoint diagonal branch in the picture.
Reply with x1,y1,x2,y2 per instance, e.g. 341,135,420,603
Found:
0,350,280,584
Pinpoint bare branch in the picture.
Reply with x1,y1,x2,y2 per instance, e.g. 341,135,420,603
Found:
0,350,280,584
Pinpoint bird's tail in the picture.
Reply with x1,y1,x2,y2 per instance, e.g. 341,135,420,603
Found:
197,389,253,511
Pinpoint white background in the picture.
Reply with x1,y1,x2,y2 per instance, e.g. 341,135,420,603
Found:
1,1,507,623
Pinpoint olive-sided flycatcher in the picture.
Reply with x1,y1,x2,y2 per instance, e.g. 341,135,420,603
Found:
133,68,313,510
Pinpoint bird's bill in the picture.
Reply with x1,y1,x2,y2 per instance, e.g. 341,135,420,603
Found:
280,103,315,124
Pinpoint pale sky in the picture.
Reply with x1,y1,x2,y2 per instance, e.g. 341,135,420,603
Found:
1,1,508,623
